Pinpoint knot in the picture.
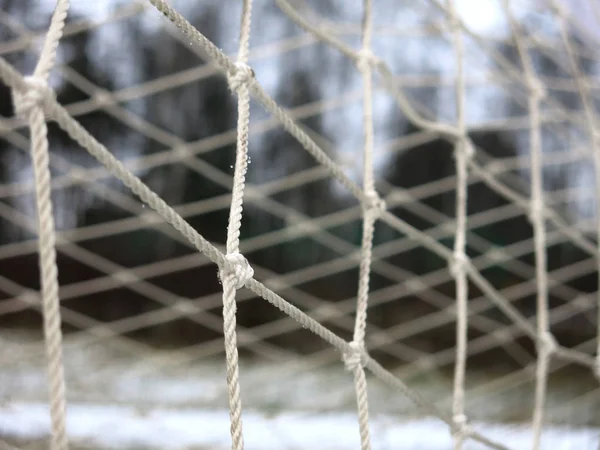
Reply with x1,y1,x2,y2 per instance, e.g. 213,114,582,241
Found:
343,341,365,372
93,90,113,107
388,189,409,204
493,328,511,343
12,76,51,120
406,278,427,293
227,62,255,92
363,190,386,218
453,139,475,162
356,49,378,73
538,332,557,356
219,252,254,289
550,1,566,17
450,251,469,278
464,140,475,160
451,414,472,437
486,248,505,262
528,78,547,100
528,198,544,224
448,13,461,31
173,300,198,316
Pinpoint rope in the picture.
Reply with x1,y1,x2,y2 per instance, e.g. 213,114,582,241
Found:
502,3,554,448
341,1,381,448
217,0,255,447
446,1,470,448
10,1,71,449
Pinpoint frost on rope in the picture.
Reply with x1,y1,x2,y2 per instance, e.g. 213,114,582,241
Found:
0,0,600,449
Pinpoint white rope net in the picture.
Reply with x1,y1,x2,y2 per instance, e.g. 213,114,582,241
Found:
0,0,599,449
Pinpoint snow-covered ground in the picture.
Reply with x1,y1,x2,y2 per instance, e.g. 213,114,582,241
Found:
2,404,599,450
1,331,599,449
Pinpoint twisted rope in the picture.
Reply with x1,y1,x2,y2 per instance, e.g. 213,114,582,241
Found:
501,2,554,448
447,2,470,449
11,1,71,449
215,0,256,447
341,2,383,448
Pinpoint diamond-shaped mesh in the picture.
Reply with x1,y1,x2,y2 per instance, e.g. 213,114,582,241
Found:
0,0,599,449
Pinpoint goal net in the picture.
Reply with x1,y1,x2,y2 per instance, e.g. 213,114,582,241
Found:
0,0,599,449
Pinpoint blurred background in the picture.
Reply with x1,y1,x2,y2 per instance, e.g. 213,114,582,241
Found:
0,0,600,448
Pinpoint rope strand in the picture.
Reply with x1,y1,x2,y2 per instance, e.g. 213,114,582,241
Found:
218,0,255,447
501,2,554,448
447,1,470,448
345,1,379,448
11,1,71,448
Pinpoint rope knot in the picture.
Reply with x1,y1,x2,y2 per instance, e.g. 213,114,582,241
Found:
227,62,255,92
528,78,547,100
220,252,254,289
538,332,557,356
94,90,113,107
356,49,378,73
450,251,469,278
13,76,51,120
528,198,544,224
454,139,475,162
451,414,472,438
363,190,386,218
448,13,461,31
550,1,566,17
343,341,365,372
465,140,475,161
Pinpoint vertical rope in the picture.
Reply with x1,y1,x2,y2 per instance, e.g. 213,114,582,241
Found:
528,78,553,450
355,0,376,350
219,0,255,448
447,1,471,448
25,92,70,450
10,1,71,449
343,1,384,448
501,2,555,449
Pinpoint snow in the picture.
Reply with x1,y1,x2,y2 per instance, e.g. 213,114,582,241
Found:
1,403,598,449
1,332,599,449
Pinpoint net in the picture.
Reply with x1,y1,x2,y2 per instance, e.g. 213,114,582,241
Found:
0,0,599,449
